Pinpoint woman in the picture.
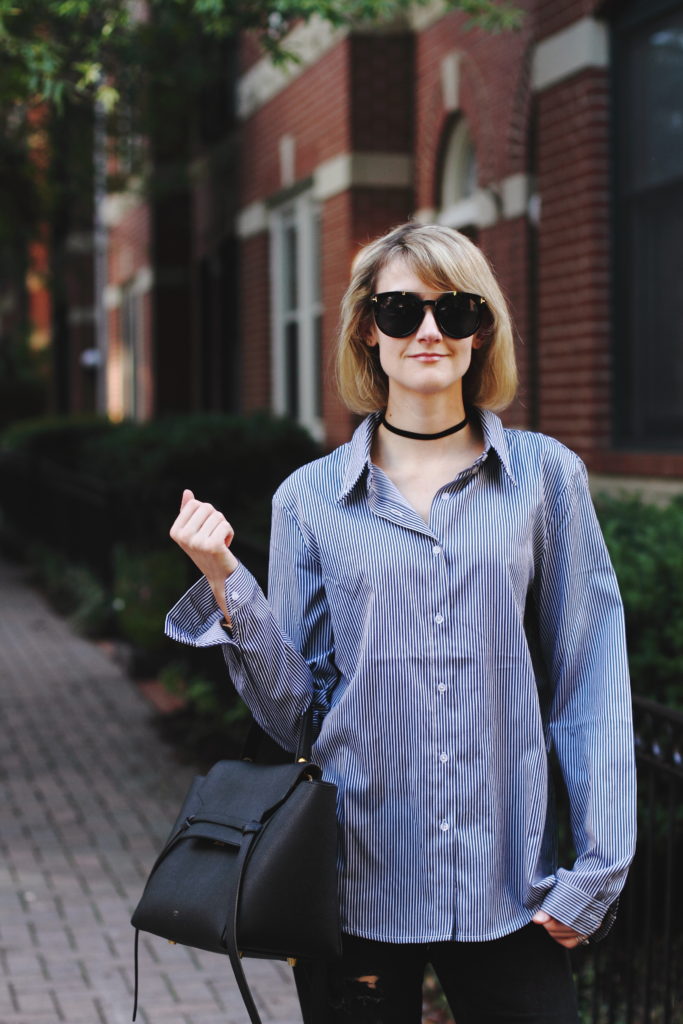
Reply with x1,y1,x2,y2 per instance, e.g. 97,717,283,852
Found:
166,223,636,1023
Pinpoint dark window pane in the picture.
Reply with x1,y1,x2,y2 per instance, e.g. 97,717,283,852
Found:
613,3,683,448
314,314,323,419
285,321,299,418
622,13,683,193
312,208,322,303
284,222,298,312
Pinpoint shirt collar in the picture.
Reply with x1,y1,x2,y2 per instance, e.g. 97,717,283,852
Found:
476,407,517,485
337,413,380,501
336,407,516,502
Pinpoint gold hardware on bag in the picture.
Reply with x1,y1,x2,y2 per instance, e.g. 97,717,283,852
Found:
168,940,176,945
287,957,297,967
297,757,307,763
238,951,244,959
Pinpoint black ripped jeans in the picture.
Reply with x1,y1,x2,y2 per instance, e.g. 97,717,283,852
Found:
294,924,580,1024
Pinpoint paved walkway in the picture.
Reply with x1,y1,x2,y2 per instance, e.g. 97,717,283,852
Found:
0,558,303,1024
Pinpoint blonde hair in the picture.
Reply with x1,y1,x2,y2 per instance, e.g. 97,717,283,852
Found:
336,222,518,414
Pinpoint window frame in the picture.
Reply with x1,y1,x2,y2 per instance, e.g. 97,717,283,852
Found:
270,191,323,440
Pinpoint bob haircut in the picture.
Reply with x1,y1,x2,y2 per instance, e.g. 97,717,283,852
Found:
336,222,518,414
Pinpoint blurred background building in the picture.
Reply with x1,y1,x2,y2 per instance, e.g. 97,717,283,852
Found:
3,0,682,482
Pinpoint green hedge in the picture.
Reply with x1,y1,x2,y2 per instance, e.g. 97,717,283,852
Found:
0,411,321,576
0,411,321,687
595,494,683,708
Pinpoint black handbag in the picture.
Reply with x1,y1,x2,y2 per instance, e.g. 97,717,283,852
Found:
131,710,341,1023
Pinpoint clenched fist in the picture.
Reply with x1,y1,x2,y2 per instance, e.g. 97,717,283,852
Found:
170,489,238,620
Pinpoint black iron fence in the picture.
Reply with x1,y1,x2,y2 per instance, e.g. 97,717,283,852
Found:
574,696,683,1024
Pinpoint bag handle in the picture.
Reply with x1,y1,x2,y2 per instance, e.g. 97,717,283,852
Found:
241,705,316,764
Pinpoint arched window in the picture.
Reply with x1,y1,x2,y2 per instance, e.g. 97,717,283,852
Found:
438,118,496,238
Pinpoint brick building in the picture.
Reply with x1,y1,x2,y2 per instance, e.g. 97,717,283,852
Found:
226,0,683,489
90,0,683,490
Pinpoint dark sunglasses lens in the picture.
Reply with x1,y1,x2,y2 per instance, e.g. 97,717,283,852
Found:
436,294,483,338
373,294,422,337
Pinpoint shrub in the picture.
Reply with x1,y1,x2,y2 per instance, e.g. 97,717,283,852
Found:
112,545,191,672
26,543,113,636
595,494,683,708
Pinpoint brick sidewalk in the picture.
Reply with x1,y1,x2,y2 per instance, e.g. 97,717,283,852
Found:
0,558,303,1024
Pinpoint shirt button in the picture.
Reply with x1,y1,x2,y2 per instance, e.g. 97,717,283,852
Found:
440,820,450,832
230,591,240,601
432,545,442,555
437,683,447,694
439,752,449,763
441,493,451,502
434,613,444,625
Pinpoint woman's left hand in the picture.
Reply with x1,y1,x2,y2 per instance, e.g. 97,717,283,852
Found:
532,911,589,948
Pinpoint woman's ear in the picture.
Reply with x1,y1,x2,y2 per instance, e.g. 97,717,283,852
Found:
471,332,485,350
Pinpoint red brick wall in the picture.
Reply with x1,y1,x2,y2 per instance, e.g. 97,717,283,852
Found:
108,202,151,286
537,0,601,41
239,37,350,206
535,68,612,458
239,232,271,412
349,34,414,153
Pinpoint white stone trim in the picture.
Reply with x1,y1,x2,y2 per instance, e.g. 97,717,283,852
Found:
104,266,153,308
440,51,461,112
532,17,609,92
313,152,413,201
237,16,347,119
590,474,683,504
101,189,144,228
104,285,122,310
500,173,533,220
280,134,296,188
413,207,437,225
131,265,154,294
409,0,447,32
236,201,269,239
439,188,498,229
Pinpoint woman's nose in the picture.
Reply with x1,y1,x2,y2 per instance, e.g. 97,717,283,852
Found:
416,304,442,342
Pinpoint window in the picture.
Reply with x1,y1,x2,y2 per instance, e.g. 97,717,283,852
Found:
437,117,495,238
613,0,683,447
270,192,323,438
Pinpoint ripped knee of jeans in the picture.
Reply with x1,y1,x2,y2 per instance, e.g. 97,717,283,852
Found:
331,973,384,1015
354,975,380,991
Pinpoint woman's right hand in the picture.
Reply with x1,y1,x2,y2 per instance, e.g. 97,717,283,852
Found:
170,490,239,617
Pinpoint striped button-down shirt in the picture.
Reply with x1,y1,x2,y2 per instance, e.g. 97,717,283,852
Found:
166,408,636,944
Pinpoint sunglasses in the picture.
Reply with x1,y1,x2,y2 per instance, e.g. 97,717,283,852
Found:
371,290,487,339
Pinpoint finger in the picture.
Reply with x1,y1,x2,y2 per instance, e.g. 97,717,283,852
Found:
170,500,216,544
206,515,234,547
170,495,202,535
193,509,229,546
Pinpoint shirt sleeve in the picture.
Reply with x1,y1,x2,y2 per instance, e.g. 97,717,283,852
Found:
164,498,337,752
534,456,637,938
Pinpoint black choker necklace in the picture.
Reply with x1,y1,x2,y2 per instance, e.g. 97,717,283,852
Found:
380,413,469,441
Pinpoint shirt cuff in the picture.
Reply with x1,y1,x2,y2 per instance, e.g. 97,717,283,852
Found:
540,873,612,939
165,563,256,647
